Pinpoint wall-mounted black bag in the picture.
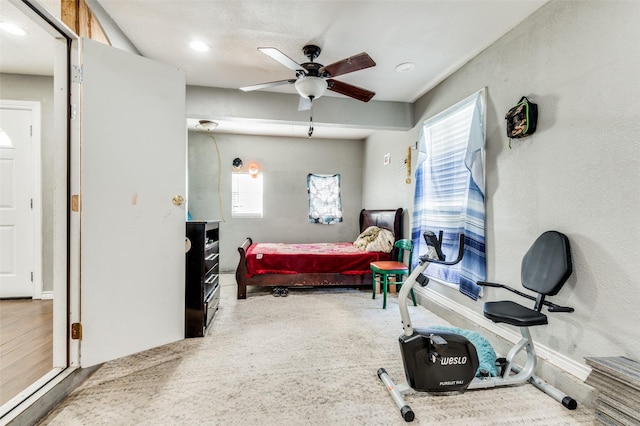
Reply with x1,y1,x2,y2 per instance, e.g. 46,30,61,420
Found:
505,96,538,146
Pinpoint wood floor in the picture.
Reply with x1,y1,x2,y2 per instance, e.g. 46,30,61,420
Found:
0,299,53,407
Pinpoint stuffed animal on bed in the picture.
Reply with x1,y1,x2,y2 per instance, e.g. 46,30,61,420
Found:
353,226,395,253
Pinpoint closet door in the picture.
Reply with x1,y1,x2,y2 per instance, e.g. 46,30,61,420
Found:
79,38,186,366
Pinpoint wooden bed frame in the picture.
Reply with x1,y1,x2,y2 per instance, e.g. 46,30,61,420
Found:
235,208,403,299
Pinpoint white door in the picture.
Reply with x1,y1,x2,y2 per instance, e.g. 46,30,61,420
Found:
79,39,186,367
0,104,35,298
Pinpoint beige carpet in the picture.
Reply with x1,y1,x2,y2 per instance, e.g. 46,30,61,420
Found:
40,278,595,425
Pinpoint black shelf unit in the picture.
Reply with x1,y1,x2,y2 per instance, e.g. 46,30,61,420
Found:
185,221,220,337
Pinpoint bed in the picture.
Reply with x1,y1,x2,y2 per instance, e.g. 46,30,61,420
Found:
235,208,403,299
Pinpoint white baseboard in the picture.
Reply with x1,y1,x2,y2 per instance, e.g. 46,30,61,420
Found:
40,291,54,300
416,287,592,382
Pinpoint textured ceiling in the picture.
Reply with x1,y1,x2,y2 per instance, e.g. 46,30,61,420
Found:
1,0,548,138
95,0,548,103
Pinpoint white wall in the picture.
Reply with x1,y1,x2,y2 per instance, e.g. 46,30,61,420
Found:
364,0,640,372
188,131,366,272
186,86,413,133
362,129,417,237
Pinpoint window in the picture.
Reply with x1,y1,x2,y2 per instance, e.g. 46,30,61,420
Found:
411,89,486,300
232,173,263,218
307,173,342,224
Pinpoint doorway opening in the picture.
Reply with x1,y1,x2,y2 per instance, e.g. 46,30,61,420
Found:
0,0,70,416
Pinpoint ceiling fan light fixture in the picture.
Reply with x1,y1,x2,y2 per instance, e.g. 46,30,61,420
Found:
295,76,328,100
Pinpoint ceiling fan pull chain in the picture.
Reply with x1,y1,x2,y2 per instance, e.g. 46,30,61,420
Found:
308,97,314,137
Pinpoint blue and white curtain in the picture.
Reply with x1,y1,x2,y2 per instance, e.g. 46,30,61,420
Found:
307,174,343,225
411,90,486,300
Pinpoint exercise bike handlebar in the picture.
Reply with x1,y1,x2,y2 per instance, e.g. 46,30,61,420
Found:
477,281,575,313
418,232,466,266
398,232,465,336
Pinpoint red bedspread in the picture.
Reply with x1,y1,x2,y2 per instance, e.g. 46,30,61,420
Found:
245,242,391,277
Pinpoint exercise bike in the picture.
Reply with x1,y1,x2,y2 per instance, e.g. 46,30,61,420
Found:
378,230,577,422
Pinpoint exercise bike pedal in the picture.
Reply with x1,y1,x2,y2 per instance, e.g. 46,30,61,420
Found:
416,274,430,287
495,357,508,376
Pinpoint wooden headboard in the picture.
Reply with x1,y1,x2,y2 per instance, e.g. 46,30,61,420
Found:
359,208,403,239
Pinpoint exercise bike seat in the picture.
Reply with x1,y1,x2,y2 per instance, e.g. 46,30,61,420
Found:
484,300,548,326
481,231,573,328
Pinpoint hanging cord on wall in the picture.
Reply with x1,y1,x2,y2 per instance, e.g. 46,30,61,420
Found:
405,146,411,184
204,133,226,222
406,141,418,184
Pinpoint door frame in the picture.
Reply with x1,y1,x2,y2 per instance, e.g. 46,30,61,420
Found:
0,99,43,299
0,0,74,422
2,0,186,420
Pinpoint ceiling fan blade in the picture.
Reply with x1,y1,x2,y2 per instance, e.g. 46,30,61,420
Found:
320,52,376,78
240,79,296,92
327,79,375,102
258,47,306,73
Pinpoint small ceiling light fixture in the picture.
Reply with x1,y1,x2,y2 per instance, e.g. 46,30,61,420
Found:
195,119,218,132
395,62,415,73
189,40,209,52
0,22,27,36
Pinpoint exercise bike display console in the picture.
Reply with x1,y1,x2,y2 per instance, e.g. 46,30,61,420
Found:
378,230,577,422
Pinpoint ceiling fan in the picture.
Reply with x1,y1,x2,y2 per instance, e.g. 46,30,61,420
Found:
240,44,377,108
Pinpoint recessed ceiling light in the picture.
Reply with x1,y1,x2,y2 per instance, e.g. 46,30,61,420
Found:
0,22,27,36
395,62,415,73
189,40,209,52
